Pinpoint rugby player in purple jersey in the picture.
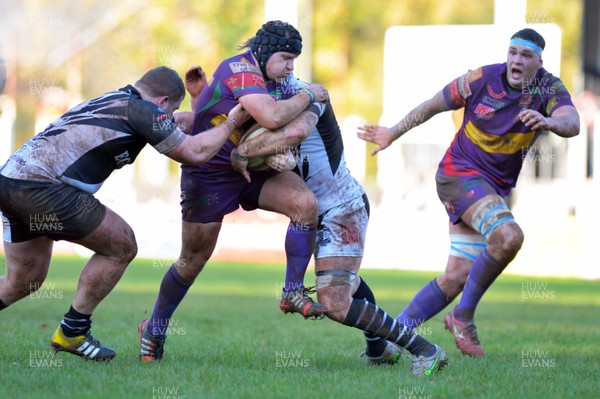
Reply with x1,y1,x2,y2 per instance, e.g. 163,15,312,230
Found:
0,66,248,362
139,21,330,361
230,77,449,376
358,28,579,357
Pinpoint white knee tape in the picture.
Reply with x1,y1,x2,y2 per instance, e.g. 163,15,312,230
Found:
470,197,515,239
449,234,487,261
315,270,356,290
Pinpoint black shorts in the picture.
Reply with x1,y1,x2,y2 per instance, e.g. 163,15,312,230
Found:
0,175,106,243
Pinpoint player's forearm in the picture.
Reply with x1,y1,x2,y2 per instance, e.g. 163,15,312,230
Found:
176,118,237,164
196,118,238,161
548,106,580,138
238,109,318,158
390,91,449,140
256,91,312,130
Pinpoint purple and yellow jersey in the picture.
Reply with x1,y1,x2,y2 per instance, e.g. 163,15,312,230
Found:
188,49,298,170
439,63,574,196
189,49,267,168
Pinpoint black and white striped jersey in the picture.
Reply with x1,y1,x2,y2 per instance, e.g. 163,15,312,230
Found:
0,85,185,193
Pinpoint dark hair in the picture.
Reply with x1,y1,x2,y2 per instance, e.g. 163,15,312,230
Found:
511,28,546,51
135,66,185,101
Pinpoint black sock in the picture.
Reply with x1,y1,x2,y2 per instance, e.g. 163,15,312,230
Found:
352,277,387,357
60,305,92,338
0,298,7,311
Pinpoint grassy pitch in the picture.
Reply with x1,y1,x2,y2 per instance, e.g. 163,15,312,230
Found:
0,254,598,399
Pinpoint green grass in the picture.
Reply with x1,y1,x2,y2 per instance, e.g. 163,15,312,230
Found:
0,254,599,399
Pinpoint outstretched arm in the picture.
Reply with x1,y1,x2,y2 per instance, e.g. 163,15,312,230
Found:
357,90,451,155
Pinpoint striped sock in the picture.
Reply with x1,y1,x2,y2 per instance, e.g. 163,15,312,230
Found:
343,298,435,357
60,305,92,338
352,278,387,357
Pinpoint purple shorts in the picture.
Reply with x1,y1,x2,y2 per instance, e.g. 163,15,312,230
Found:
435,172,499,224
180,165,279,223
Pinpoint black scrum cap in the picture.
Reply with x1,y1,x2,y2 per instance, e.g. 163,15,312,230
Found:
251,20,302,77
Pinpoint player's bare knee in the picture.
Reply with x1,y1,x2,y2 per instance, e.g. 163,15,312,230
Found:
438,273,465,297
315,269,355,321
178,246,212,278
445,238,478,293
11,274,46,300
113,228,138,266
488,223,524,260
122,237,138,264
316,289,349,322
290,191,318,222
176,260,204,282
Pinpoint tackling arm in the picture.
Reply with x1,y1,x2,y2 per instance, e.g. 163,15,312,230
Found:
166,104,248,165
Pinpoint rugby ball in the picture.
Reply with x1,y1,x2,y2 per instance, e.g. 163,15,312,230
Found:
239,124,296,172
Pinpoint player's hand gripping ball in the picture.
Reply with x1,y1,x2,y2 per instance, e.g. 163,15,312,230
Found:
239,124,297,172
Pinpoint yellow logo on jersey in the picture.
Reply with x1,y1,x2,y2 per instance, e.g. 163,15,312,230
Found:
211,114,241,144
464,121,535,154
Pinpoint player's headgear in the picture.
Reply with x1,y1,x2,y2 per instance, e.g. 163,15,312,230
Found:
251,20,302,77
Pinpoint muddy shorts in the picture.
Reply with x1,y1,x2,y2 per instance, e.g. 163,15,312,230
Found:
0,175,105,243
315,194,369,259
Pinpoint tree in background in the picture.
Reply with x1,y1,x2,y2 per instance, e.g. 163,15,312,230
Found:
2,0,582,183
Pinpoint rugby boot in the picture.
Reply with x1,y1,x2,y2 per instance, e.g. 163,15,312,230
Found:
410,344,448,377
279,286,327,320
51,326,116,362
361,341,403,365
444,311,485,357
139,319,166,361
